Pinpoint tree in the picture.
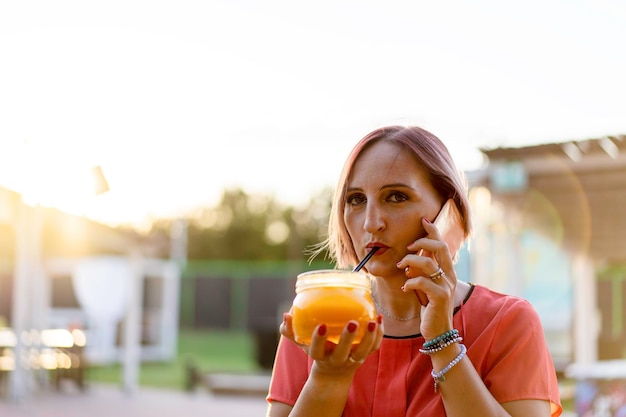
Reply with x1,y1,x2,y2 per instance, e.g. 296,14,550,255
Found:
149,187,333,262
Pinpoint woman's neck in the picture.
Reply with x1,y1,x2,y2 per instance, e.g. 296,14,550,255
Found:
370,278,472,337
371,277,422,336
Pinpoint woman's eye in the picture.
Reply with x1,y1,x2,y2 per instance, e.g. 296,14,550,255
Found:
388,192,408,203
347,193,366,206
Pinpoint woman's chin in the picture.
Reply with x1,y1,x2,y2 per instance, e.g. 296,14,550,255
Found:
366,263,402,279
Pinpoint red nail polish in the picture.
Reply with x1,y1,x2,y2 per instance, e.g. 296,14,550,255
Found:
377,314,383,324
318,324,327,336
368,322,376,332
347,322,357,333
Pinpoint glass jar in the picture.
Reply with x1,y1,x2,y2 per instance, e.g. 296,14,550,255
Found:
291,269,376,345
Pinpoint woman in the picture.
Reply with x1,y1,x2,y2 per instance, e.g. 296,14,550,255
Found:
266,125,562,417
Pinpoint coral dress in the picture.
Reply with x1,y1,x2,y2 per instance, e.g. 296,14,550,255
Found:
267,284,562,417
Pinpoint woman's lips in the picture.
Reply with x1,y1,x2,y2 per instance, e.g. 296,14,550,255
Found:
367,244,388,255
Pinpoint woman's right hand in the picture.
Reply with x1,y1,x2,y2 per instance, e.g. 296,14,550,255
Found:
280,313,384,374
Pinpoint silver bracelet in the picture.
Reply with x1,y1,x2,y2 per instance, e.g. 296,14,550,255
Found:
431,344,467,392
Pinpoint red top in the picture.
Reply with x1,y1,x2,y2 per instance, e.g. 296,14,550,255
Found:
267,284,562,417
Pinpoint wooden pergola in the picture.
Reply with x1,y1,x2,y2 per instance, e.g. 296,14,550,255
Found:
472,134,626,363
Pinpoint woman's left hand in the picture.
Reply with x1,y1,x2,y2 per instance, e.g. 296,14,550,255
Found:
396,217,457,340
279,313,384,375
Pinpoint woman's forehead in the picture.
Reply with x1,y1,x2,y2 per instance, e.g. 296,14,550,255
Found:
349,141,425,185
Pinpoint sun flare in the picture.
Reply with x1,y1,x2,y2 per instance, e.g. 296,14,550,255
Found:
0,141,105,218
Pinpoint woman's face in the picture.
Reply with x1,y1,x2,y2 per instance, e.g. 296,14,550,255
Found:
344,140,444,278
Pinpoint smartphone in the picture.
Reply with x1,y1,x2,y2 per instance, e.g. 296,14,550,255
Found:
417,199,465,259
414,198,465,305
431,198,466,259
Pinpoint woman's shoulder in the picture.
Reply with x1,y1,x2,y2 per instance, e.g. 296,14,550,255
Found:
459,284,547,351
468,283,534,306
463,283,540,322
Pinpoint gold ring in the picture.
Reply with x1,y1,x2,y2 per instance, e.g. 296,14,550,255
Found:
348,355,365,365
429,267,445,280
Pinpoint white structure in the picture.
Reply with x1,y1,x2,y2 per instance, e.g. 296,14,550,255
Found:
46,256,181,365
1,189,182,401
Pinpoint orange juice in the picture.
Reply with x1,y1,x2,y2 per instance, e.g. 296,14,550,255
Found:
291,270,376,345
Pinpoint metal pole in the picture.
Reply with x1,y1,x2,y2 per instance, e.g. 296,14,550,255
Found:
122,249,144,395
9,203,42,402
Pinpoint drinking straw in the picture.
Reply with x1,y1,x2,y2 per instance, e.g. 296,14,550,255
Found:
353,247,380,272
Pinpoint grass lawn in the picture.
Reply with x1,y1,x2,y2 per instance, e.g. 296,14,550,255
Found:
85,328,266,391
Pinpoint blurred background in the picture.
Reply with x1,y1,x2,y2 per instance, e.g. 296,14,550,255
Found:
1,1,626,415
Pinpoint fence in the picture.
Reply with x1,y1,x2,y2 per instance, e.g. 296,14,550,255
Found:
180,260,333,368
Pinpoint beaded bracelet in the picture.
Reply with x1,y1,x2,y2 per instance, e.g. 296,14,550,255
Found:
419,335,463,355
422,329,460,351
431,344,467,392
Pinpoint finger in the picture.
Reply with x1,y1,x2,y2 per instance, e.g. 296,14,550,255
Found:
349,318,379,360
398,257,445,307
308,323,330,360
404,217,443,253
279,312,295,339
406,237,448,259
370,316,385,352
399,254,440,278
421,218,456,274
405,243,455,286
328,321,359,365
402,267,454,306
415,289,429,306
403,275,447,296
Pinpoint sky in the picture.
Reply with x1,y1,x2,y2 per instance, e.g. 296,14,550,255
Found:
1,0,625,229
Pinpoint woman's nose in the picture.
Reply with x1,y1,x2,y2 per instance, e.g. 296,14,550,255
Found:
363,203,385,233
